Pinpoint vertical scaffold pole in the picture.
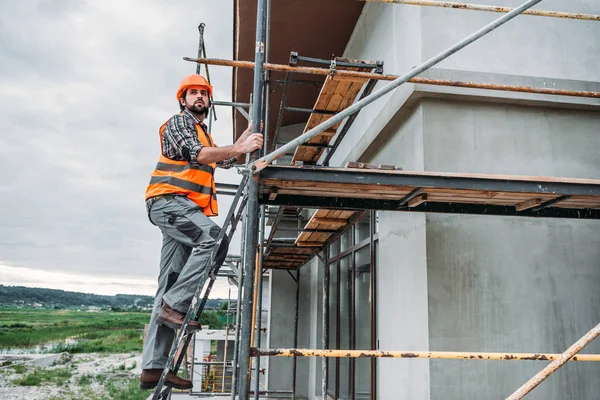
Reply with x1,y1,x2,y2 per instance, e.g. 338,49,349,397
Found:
322,250,329,400
238,0,267,398
253,207,266,400
253,0,270,395
292,270,301,400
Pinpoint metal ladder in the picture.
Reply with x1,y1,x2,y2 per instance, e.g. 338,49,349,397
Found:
151,175,249,400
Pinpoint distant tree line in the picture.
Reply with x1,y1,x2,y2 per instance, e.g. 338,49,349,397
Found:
0,285,227,310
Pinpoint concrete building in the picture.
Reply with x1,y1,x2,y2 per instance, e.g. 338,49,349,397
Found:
232,1,600,399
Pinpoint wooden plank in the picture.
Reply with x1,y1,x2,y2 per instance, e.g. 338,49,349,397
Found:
345,161,403,171
269,189,278,201
266,255,309,260
325,209,343,219
514,198,544,211
337,81,364,111
408,194,428,208
271,248,314,255
292,65,372,164
331,75,370,84
327,80,352,110
275,188,413,201
312,217,348,225
263,178,415,193
297,241,325,247
268,181,414,195
267,180,552,198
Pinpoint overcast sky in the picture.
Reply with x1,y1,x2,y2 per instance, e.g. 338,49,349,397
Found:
0,0,243,298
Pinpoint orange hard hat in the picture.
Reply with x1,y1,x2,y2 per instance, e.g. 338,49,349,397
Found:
176,74,213,101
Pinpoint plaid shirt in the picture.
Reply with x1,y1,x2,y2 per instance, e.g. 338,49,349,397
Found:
161,109,237,169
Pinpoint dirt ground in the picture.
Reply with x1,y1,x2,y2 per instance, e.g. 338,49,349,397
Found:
0,352,142,400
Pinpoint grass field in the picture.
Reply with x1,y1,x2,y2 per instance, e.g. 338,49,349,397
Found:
0,308,150,353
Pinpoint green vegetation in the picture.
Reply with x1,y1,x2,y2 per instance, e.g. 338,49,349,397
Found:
202,310,225,330
0,308,148,351
12,364,27,374
105,378,149,400
43,376,148,400
12,366,73,386
52,329,143,354
12,373,41,386
0,307,228,352
77,374,92,385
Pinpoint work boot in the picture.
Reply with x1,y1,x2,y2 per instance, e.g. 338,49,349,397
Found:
139,369,193,390
156,302,202,331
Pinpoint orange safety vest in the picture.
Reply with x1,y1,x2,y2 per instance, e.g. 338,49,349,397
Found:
145,115,218,216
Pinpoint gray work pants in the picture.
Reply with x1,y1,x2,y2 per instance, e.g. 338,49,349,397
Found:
142,194,229,369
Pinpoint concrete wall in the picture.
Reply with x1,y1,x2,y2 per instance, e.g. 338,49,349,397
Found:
366,96,600,399
421,98,600,399
419,0,600,82
267,267,311,399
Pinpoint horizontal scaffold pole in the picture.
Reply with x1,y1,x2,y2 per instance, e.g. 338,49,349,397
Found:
362,0,600,22
249,348,600,362
184,57,600,100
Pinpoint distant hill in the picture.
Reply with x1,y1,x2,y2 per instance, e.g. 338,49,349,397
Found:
0,285,226,310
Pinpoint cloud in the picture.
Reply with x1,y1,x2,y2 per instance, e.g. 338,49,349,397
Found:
0,262,237,298
0,0,241,296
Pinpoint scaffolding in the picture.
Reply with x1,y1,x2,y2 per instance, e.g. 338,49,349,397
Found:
150,1,600,399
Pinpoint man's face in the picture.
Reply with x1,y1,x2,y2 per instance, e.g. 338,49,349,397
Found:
182,85,210,115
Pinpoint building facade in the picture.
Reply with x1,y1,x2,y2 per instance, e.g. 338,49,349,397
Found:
235,2,600,399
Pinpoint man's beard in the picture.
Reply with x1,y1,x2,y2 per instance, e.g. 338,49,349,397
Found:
186,103,209,116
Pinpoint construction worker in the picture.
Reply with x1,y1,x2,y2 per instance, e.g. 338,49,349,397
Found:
140,74,263,390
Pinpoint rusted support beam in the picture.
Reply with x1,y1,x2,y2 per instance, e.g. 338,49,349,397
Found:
362,0,600,22
505,322,600,400
249,348,600,361
184,58,600,99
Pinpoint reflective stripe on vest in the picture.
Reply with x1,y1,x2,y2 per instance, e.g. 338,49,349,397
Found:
145,114,218,216
148,176,213,195
155,162,215,175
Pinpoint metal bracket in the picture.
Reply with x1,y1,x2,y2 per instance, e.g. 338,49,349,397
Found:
289,51,298,66
236,106,250,121
329,59,337,76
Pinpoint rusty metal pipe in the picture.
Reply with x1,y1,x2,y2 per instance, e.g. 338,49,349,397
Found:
363,0,600,21
184,58,600,99
250,251,261,363
505,322,600,400
249,348,600,361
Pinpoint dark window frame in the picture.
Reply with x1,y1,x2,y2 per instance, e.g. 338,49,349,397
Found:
325,210,378,400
